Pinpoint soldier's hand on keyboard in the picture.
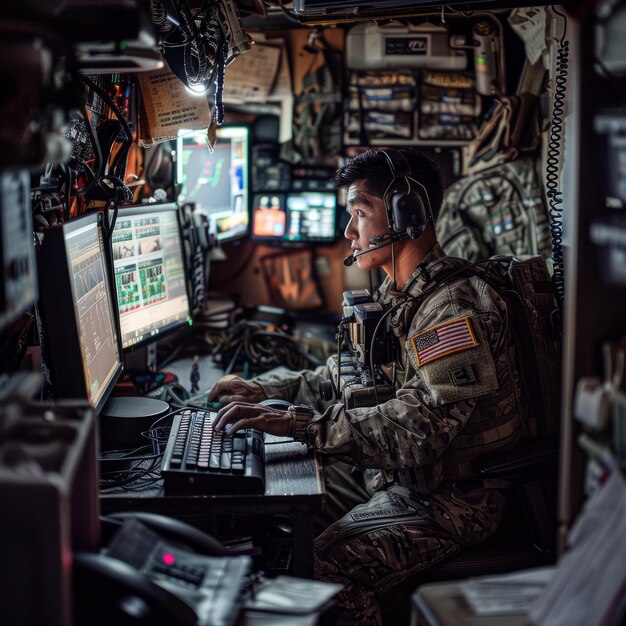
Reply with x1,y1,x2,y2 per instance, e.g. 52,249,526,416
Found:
214,402,293,437
208,375,268,405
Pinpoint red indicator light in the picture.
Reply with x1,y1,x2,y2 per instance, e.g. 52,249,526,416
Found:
162,552,175,566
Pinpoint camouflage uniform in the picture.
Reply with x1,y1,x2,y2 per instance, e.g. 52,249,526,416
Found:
254,243,523,626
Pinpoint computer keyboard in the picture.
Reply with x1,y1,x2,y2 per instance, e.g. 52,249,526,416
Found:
161,408,265,495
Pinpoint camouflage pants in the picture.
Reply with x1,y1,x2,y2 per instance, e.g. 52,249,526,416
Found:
314,477,505,626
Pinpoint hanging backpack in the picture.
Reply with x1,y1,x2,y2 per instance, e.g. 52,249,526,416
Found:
436,85,552,262
437,155,552,262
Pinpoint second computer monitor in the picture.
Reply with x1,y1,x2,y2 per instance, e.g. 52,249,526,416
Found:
111,204,192,351
251,187,338,245
176,125,250,242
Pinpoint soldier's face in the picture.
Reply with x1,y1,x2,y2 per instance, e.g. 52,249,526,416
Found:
344,180,392,271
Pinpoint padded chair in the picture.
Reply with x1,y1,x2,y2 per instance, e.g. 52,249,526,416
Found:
379,438,560,625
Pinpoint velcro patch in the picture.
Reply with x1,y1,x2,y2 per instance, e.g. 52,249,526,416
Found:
411,317,478,367
351,508,407,521
448,365,477,386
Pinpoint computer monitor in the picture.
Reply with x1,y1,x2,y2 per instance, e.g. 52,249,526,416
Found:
251,187,338,245
37,212,123,413
111,203,192,351
176,125,250,242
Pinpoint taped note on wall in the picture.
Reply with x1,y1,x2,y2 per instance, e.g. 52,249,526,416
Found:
139,65,211,146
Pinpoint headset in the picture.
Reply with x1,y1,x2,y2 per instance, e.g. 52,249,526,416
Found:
381,148,433,239
343,148,435,267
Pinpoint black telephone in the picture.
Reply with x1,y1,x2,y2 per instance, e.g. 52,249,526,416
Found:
74,551,198,626
74,512,251,626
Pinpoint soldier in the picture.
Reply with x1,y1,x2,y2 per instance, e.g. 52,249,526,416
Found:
210,148,524,626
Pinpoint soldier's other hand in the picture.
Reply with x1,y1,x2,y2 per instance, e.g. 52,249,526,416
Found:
214,402,293,437
207,375,267,405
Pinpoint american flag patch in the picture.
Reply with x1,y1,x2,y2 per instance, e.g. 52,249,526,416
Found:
411,317,478,367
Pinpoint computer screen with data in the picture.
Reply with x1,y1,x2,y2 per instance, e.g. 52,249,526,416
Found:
37,212,123,412
251,187,337,245
111,204,192,350
176,126,250,242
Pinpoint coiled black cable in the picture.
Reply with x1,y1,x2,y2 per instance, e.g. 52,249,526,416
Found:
545,11,569,311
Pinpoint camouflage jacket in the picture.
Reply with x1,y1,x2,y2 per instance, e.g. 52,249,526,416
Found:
255,243,524,493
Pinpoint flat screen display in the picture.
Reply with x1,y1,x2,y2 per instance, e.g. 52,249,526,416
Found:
64,217,122,409
111,204,192,350
251,189,337,245
176,126,250,242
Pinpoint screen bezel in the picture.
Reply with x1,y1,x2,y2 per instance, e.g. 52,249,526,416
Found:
110,203,193,353
250,188,339,246
176,125,251,243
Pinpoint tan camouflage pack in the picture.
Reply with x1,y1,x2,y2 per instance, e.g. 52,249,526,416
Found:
436,156,552,263
436,75,551,264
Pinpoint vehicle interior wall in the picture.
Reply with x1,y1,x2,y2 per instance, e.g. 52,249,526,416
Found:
207,12,531,313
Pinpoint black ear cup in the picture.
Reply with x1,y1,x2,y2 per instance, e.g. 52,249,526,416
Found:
382,149,431,238
389,183,428,237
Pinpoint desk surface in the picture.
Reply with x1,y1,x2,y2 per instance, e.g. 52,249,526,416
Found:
412,583,531,626
99,434,324,578
162,354,224,396
103,352,325,512
100,439,324,513
104,355,326,577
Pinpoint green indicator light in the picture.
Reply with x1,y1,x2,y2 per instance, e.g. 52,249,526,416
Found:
118,41,127,51
188,319,193,326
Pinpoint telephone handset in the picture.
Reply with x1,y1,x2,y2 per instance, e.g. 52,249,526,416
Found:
74,512,250,626
74,551,198,626
101,511,230,556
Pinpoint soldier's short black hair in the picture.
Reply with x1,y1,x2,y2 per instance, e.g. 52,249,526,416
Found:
334,148,444,223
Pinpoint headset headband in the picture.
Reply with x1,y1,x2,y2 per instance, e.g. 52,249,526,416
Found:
381,148,411,180
380,148,433,238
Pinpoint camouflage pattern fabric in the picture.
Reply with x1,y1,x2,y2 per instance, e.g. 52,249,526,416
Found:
313,485,505,626
436,157,551,263
252,243,523,625
254,363,332,413
314,459,372,534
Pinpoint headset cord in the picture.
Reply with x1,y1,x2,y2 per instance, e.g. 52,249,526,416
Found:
369,297,410,406
367,257,492,406
545,11,569,311
332,321,347,399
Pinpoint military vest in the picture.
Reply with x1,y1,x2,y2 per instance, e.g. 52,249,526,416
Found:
374,247,526,492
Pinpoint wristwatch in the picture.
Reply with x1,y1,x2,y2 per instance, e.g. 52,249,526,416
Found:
287,404,315,440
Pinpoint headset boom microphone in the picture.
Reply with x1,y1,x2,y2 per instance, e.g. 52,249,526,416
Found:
343,231,409,266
